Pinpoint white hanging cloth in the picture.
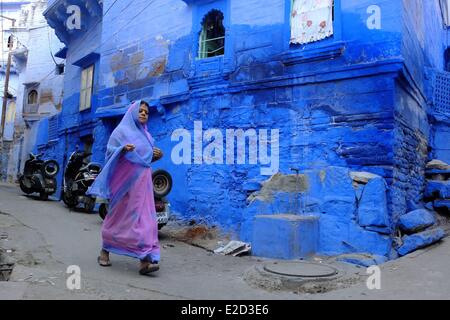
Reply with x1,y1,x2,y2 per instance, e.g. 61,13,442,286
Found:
290,0,334,45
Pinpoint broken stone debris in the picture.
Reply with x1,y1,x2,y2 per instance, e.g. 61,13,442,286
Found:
434,199,450,211
397,228,446,256
426,159,450,170
398,209,436,234
214,240,251,257
425,180,450,199
336,253,387,267
425,159,450,213
349,171,380,185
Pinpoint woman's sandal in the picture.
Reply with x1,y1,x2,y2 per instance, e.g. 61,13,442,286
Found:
139,263,160,275
97,250,112,267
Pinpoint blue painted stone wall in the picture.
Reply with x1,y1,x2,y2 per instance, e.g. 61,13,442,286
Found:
412,1,450,167
390,0,447,223
37,0,448,257
91,0,404,238
242,168,394,258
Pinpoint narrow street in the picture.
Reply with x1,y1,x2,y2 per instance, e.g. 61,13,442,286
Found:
0,183,297,300
1,183,449,300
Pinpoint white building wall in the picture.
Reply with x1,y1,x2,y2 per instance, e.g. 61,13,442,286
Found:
1,0,65,182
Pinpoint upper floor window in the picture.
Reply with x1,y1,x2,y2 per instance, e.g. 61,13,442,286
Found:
80,65,94,111
198,10,225,59
28,90,38,105
290,0,334,45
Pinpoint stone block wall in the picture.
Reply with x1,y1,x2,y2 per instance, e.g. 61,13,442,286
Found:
242,167,394,258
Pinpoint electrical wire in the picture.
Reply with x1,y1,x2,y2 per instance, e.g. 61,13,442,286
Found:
24,68,59,91
47,25,59,66
89,0,155,55
1,0,5,64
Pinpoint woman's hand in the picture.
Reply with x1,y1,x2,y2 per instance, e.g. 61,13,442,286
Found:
152,147,163,162
123,144,135,152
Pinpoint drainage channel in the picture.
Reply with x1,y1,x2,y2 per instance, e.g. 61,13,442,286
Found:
1,233,15,281
0,263,14,281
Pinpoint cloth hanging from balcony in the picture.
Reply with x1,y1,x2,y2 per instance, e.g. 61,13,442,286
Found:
290,0,334,45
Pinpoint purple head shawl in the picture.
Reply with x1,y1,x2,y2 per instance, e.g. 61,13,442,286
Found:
87,100,154,200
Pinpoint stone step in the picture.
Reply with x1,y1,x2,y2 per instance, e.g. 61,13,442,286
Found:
425,168,450,175
398,209,436,234
252,214,319,260
433,199,450,211
425,180,450,199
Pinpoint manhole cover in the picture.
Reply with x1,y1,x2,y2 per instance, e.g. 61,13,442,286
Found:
263,261,338,278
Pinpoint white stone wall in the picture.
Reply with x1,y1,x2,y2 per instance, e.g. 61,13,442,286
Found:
1,0,65,182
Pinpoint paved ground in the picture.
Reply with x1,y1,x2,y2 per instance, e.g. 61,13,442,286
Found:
1,183,450,300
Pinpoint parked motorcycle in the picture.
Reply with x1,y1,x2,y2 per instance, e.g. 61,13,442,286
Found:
62,150,102,212
99,169,173,230
19,153,60,200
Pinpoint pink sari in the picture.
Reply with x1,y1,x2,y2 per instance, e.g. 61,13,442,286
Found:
88,101,160,262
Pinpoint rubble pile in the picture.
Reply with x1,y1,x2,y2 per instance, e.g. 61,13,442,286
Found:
395,208,445,256
393,160,450,257
424,159,450,213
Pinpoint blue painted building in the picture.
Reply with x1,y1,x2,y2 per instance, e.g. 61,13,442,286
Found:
40,0,450,260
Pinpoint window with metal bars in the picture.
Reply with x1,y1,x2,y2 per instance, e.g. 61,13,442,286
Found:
198,10,225,59
433,71,450,115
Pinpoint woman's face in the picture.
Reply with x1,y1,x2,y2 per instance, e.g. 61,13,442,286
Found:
138,104,149,124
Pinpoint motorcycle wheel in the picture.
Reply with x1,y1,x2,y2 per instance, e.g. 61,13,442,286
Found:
43,160,59,178
62,192,78,208
99,203,108,220
19,176,33,194
39,192,48,201
84,198,95,213
152,169,173,198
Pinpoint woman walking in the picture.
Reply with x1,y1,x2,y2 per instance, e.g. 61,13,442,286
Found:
88,100,163,275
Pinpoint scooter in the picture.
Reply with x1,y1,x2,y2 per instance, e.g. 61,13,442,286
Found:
99,169,173,230
19,153,60,200
62,150,102,212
